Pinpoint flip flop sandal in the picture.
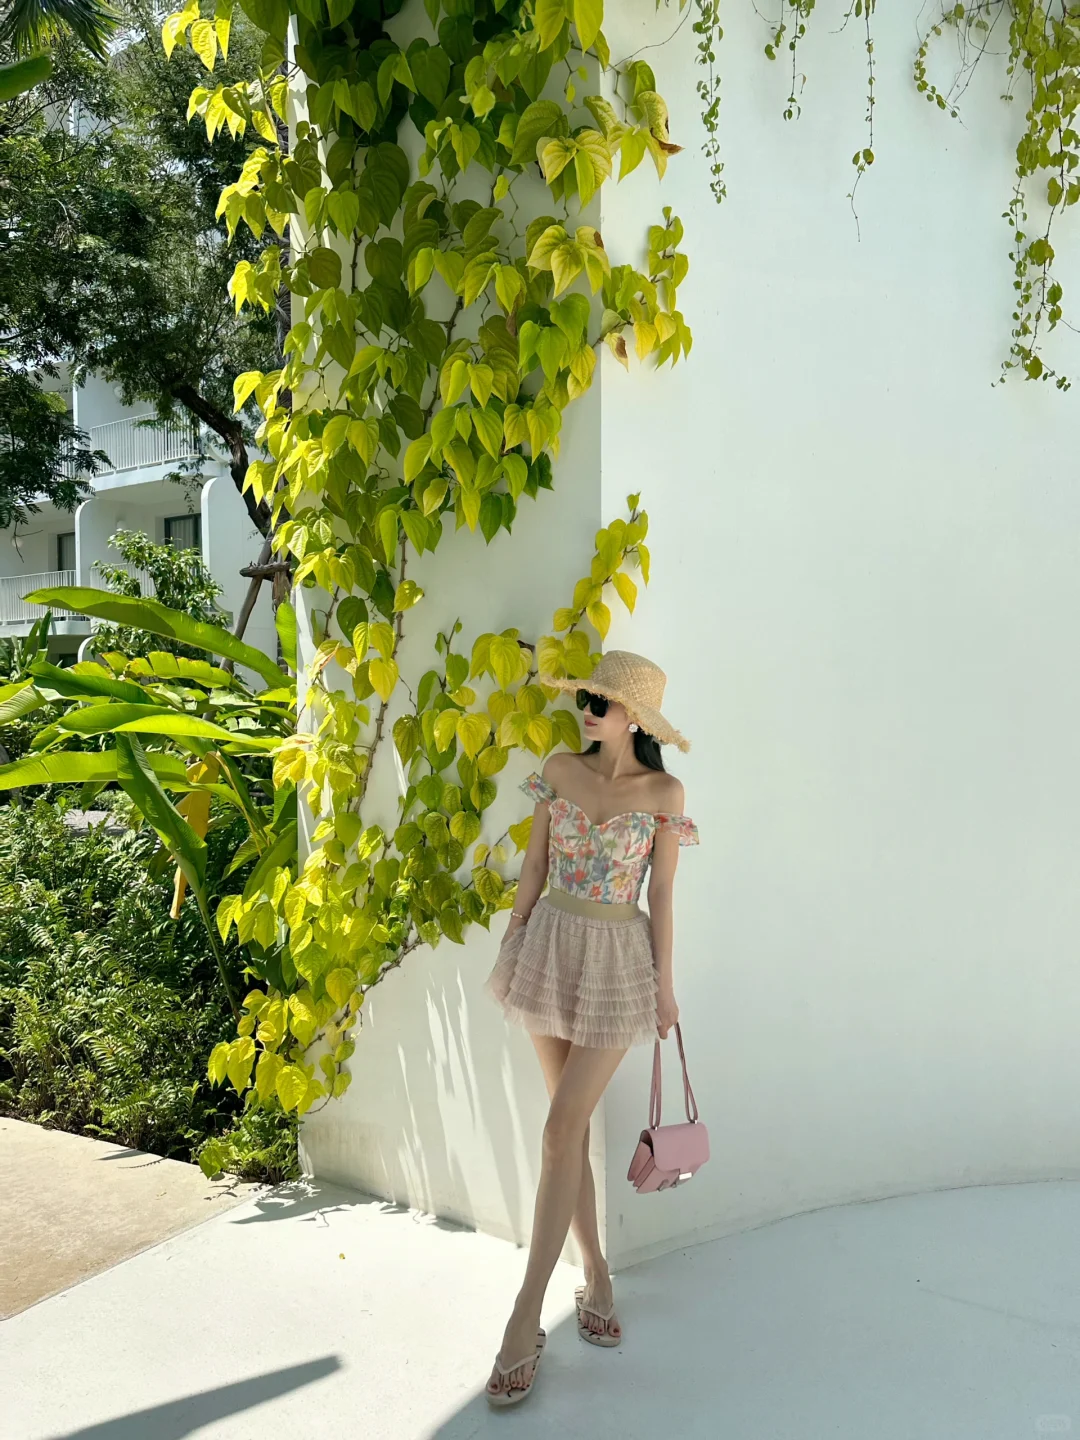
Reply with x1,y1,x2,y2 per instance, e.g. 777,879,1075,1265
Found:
486,1328,547,1407
574,1285,622,1347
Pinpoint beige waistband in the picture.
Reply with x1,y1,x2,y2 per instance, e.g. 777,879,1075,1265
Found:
543,887,643,920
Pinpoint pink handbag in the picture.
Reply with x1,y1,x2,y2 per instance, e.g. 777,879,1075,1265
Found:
626,1022,710,1193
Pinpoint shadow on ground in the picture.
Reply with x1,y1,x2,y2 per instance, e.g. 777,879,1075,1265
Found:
43,1360,341,1440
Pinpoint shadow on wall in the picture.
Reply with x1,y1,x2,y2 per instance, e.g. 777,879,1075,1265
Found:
300,924,561,1256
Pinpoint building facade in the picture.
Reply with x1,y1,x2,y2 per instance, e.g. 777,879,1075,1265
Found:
3,364,275,665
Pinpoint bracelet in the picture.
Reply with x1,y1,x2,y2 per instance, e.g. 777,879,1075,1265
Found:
511,910,528,920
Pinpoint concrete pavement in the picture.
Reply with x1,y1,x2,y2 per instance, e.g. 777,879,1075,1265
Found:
3,1161,1080,1439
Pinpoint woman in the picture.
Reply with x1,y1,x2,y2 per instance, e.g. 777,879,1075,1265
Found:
483,649,699,1407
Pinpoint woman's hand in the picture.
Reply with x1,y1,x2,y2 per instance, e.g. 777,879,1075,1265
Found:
656,984,679,1039
502,913,527,945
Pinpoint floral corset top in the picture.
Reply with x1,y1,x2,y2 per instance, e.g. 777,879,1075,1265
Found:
521,772,699,906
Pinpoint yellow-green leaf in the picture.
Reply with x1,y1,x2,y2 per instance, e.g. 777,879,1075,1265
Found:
450,809,482,846
459,484,482,531
276,1063,308,1111
535,0,567,49
404,433,432,483
477,744,508,776
586,599,611,638
369,621,395,659
207,1041,230,1085
255,1051,284,1102
393,579,425,611
369,656,399,701
612,571,637,614
472,865,505,905
434,707,460,751
457,712,492,758
378,507,400,564
326,967,358,1007
489,635,522,690
226,1036,255,1094
573,0,603,49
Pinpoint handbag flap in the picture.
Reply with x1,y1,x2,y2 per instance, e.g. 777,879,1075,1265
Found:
647,1120,710,1173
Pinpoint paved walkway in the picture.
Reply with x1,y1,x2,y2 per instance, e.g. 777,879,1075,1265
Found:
0,1118,263,1318
3,1150,1080,1440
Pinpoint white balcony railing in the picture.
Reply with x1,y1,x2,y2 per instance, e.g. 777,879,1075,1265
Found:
0,566,156,630
0,570,76,626
93,563,157,597
65,414,201,478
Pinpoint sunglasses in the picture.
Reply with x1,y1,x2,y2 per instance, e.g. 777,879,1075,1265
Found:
575,689,609,717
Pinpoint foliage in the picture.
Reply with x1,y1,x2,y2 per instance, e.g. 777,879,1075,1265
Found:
0,796,295,1179
0,0,120,61
0,364,97,533
916,0,1080,388
143,0,693,1117
92,528,230,660
194,1099,300,1182
0,612,64,763
0,588,297,1023
0,6,282,539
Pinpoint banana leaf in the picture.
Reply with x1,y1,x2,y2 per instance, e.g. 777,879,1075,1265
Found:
29,661,151,705
0,750,189,790
0,54,52,100
115,734,207,892
24,587,292,691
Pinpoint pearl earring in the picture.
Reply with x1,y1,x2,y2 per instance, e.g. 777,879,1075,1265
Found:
628,723,639,733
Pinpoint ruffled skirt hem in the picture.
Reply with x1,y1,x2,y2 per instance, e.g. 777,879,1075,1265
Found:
485,894,658,1049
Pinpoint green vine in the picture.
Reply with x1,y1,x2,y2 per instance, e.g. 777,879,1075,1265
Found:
157,0,693,1117
917,0,1080,389
755,0,1077,386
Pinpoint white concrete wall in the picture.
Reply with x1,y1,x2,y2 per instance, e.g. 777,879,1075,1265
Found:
597,0,1080,1267
72,373,142,431
0,526,57,577
202,474,276,665
302,0,1080,1275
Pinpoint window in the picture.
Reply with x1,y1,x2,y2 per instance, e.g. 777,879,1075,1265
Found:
163,514,201,551
57,532,76,573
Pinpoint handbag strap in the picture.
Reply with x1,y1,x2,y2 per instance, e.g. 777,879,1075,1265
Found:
649,1021,700,1128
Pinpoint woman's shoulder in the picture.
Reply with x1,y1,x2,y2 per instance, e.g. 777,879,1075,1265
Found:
648,772,686,814
542,752,581,789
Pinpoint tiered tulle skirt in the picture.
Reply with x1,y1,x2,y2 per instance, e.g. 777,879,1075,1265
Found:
485,893,658,1048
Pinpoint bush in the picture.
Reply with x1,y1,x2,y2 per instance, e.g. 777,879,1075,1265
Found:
0,797,297,1180
92,528,229,660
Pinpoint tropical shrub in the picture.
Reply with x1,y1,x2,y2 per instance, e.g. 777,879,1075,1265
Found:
0,589,297,1022
0,795,296,1177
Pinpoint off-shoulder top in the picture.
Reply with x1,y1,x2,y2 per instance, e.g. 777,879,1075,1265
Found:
520,771,699,906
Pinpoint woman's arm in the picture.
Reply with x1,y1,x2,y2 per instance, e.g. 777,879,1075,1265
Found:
647,833,682,1038
503,782,552,939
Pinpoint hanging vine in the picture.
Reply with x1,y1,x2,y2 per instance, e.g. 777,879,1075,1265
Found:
677,0,1076,388
157,0,693,1124
917,0,1080,389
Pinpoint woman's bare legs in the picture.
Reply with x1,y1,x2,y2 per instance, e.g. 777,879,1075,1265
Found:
487,1040,627,1398
529,1034,620,1340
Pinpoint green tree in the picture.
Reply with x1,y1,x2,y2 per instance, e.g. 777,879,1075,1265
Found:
0,6,284,542
91,527,229,659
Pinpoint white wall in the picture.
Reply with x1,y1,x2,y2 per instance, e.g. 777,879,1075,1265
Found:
597,0,1080,1267
202,475,276,665
72,373,144,430
302,0,1080,1275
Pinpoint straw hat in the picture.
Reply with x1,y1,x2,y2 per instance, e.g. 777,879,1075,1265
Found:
539,650,691,753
